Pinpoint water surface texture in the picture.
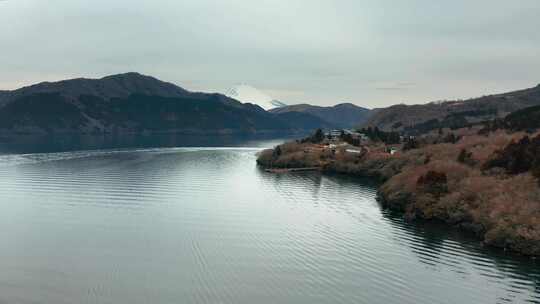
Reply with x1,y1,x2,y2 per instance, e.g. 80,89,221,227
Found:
0,143,539,303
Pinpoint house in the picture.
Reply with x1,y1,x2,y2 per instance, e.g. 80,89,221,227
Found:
341,130,369,142
325,129,369,144
387,147,398,155
358,133,369,141
324,130,343,141
330,130,342,137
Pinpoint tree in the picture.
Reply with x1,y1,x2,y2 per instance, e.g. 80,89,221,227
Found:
312,129,324,143
444,133,457,144
300,129,325,144
273,145,282,159
457,149,475,166
358,127,400,144
483,135,540,175
403,138,419,151
417,171,448,198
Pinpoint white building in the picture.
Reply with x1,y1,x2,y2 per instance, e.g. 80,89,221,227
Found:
330,130,342,137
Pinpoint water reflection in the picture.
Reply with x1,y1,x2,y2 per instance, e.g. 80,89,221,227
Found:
380,206,540,303
0,144,538,304
0,133,296,155
258,170,540,304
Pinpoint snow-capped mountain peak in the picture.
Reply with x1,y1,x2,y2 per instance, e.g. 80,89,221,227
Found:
225,84,286,110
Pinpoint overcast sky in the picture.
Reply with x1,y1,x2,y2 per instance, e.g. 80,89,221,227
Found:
1,0,539,108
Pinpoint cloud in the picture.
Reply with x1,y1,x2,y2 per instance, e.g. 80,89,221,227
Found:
0,0,539,108
376,87,409,91
374,82,416,91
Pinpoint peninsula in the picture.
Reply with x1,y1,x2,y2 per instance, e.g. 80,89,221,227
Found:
257,113,540,256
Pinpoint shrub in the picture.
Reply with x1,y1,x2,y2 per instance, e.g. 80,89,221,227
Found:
484,135,540,175
301,129,325,144
443,132,458,144
457,149,476,166
417,170,448,197
403,138,419,151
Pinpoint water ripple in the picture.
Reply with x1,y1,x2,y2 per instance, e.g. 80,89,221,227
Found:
0,147,538,304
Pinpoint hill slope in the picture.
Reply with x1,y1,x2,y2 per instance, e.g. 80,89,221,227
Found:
0,73,333,135
270,103,371,129
0,73,194,107
364,84,540,133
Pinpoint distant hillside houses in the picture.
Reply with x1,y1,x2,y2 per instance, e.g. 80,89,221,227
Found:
326,129,369,141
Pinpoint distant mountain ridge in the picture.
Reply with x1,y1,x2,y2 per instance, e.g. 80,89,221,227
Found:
364,84,540,133
0,91,8,106
0,73,335,135
0,73,188,107
270,103,372,129
9,73,535,137
225,84,287,110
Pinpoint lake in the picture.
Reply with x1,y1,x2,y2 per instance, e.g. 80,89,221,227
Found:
0,137,539,303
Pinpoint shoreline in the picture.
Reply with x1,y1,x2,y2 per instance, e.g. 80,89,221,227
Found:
0,129,312,137
257,131,540,257
264,167,321,173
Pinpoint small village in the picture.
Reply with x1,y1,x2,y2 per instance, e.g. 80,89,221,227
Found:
260,127,418,173
298,127,418,161
323,129,400,155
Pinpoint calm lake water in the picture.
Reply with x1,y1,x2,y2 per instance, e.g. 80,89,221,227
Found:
0,137,539,303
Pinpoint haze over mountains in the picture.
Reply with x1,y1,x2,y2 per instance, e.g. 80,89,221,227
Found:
225,84,372,128
1,72,538,137
0,73,335,135
270,103,371,129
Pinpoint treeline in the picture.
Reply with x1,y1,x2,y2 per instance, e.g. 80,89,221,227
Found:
401,104,540,137
403,109,497,135
480,105,540,134
484,134,540,183
340,131,361,146
299,129,325,144
358,127,400,144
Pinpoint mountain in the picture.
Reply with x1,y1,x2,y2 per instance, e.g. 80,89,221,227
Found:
271,111,335,130
364,84,540,133
0,73,185,107
225,84,287,110
270,103,372,129
0,73,333,135
0,92,8,108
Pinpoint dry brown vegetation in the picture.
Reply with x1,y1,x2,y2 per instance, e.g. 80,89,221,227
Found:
257,142,332,169
258,129,540,255
380,130,540,255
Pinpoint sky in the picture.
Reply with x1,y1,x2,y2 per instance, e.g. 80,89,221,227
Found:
1,0,539,108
